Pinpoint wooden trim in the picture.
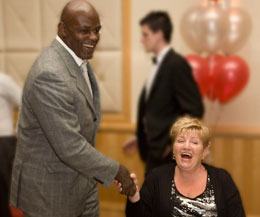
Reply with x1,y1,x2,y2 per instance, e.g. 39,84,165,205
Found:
99,122,135,133
100,201,126,211
101,0,131,123
211,125,260,137
98,120,260,137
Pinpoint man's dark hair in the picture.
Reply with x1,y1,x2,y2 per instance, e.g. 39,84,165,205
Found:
140,11,173,43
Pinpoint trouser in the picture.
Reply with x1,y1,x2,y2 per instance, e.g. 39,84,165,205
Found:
78,183,99,217
21,179,99,217
0,136,17,196
0,169,12,217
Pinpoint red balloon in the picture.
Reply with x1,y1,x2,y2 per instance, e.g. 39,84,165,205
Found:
205,54,225,100
214,56,249,103
186,54,209,96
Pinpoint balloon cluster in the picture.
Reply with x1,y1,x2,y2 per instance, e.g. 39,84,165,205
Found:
181,1,252,103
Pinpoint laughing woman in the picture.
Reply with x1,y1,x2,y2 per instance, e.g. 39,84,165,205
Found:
115,116,245,217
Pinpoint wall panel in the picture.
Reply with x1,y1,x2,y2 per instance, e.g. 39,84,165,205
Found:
3,0,41,51
5,52,39,87
0,53,4,72
90,51,122,112
89,0,122,50
209,136,260,215
1,0,126,114
0,0,4,52
41,0,69,48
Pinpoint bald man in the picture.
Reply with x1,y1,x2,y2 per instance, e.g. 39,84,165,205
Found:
10,1,135,217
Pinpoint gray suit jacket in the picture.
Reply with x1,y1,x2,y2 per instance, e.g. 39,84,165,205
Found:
10,39,119,217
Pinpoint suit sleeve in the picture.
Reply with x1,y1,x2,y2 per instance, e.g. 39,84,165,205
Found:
136,88,148,162
172,60,204,118
28,71,119,187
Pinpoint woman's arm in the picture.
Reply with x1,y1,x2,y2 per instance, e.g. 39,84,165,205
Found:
115,173,155,217
221,170,246,217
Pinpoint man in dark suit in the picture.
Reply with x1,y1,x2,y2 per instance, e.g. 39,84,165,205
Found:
10,1,135,217
123,11,204,176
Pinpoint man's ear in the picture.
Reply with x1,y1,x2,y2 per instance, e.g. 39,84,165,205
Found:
156,29,164,40
58,22,67,38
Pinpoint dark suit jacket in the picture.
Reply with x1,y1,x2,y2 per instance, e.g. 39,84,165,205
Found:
137,49,204,168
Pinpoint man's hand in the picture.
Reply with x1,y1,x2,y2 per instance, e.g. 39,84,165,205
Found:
114,173,140,203
114,164,136,196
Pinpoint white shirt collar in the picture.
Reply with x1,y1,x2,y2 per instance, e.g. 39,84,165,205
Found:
56,35,87,67
156,45,171,65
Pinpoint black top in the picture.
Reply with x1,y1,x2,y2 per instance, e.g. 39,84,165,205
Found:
171,174,217,216
126,162,245,217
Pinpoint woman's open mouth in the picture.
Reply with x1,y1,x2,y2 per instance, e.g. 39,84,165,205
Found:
181,152,192,159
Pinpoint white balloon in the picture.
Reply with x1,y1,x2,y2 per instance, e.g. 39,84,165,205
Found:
180,6,205,53
197,5,229,53
181,5,230,54
221,8,252,54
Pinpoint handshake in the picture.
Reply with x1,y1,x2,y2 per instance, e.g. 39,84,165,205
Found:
114,164,136,197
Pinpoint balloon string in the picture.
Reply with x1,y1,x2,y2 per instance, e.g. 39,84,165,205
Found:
208,0,231,8
208,55,215,100
211,102,222,136
206,101,222,165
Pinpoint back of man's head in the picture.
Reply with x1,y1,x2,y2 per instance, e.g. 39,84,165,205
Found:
140,11,173,43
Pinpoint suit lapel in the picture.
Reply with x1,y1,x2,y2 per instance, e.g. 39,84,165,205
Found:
51,40,97,117
146,49,173,102
76,70,96,113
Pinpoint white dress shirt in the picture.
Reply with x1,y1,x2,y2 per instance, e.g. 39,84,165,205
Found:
56,35,93,97
0,73,22,136
145,46,171,100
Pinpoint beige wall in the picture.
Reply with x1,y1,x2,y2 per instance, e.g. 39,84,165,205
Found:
0,0,123,113
130,0,260,130
2,0,259,128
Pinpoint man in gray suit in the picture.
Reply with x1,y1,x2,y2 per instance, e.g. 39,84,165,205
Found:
10,1,135,217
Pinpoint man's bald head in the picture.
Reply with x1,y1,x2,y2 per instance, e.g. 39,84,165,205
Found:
58,0,101,60
60,0,98,27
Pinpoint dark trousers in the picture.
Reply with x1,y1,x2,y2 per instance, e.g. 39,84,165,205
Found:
0,136,17,195
145,153,173,177
0,169,12,217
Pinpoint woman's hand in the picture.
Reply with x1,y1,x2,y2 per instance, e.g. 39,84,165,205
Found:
114,173,140,203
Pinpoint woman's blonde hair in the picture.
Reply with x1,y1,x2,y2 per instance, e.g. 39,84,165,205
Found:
170,116,211,148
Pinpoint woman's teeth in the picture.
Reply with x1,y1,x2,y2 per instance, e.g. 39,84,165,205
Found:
181,153,192,159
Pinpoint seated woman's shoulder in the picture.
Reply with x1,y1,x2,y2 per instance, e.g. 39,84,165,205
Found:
204,163,232,179
148,163,175,179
